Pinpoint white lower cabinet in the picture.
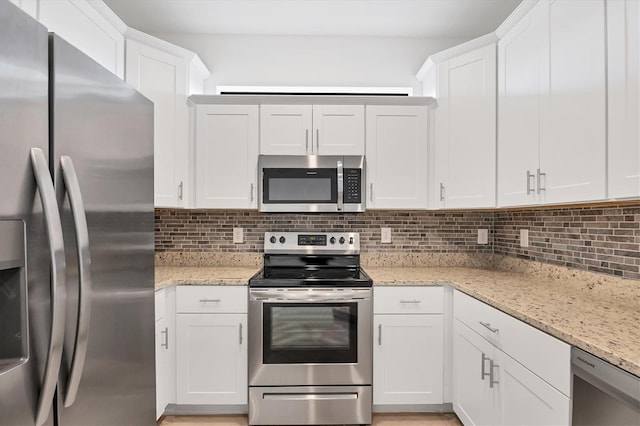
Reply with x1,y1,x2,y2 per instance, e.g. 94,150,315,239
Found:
155,287,176,419
373,287,444,408
453,290,571,425
175,286,248,407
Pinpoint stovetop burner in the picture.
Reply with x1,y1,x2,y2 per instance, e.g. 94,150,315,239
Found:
249,232,372,288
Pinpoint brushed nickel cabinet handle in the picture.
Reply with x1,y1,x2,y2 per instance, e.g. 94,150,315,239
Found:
526,170,535,195
316,128,320,153
479,321,499,333
537,168,546,194
250,183,254,202
199,299,221,303
178,181,184,200
239,323,243,345
481,353,490,380
400,299,421,304
306,129,310,153
490,359,499,388
378,324,382,346
161,327,169,349
370,183,373,202
440,182,445,201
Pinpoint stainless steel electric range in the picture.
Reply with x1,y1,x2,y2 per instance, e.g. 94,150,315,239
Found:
248,232,373,426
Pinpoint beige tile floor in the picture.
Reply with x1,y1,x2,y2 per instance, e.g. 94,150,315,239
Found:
159,413,463,426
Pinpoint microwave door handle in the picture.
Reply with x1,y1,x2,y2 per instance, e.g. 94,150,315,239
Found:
337,160,344,211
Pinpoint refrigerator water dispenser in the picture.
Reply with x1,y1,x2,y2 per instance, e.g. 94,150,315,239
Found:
0,220,27,374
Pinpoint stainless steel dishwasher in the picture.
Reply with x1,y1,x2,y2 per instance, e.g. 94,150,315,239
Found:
571,347,640,425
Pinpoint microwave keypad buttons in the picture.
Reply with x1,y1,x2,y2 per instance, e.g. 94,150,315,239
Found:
344,169,362,204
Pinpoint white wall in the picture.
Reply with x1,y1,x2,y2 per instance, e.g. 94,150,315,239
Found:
151,33,467,94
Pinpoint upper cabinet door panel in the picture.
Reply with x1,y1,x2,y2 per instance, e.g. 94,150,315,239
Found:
366,105,428,210
260,105,312,155
313,105,365,155
539,0,606,204
195,105,259,208
443,45,497,209
38,0,125,78
497,6,545,207
607,0,640,199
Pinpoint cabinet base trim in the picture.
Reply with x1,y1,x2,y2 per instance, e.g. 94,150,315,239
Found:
165,404,248,415
373,403,453,413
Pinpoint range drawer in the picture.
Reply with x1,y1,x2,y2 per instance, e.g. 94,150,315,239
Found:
374,286,444,314
176,286,247,314
454,290,571,396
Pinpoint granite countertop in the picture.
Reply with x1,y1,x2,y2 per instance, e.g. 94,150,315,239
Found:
154,264,639,377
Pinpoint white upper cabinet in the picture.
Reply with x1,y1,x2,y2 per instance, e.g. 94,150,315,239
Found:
432,44,497,209
607,0,640,199
125,29,210,208
498,0,607,207
260,104,365,155
366,105,428,209
194,105,259,209
27,0,126,78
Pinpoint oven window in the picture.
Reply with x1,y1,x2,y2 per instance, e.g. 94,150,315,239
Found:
263,168,337,204
263,302,357,364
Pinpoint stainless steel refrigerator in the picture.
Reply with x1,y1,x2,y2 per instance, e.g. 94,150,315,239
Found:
0,1,156,425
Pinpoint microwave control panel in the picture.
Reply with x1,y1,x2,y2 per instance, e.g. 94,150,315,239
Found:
344,169,362,203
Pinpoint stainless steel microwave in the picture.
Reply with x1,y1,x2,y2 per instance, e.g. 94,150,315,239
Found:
258,155,365,213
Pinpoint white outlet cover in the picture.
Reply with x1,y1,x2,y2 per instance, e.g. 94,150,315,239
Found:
520,229,529,247
381,227,392,243
478,229,488,244
233,227,244,243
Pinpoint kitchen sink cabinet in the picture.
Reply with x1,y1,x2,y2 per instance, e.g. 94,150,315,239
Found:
429,44,497,209
452,290,571,425
155,287,176,419
373,287,444,409
260,104,365,156
175,286,248,408
365,105,429,210
607,0,640,199
193,104,259,208
497,0,607,207
125,29,210,208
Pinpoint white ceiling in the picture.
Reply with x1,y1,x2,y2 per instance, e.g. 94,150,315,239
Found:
103,0,522,38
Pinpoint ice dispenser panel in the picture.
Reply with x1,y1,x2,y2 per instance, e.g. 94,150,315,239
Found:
0,220,27,374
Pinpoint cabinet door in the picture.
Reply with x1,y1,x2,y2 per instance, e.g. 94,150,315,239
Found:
260,105,312,155
312,105,365,155
607,0,640,199
497,2,546,207
373,314,444,406
194,105,259,208
38,0,125,78
155,317,169,419
176,314,248,405
366,105,428,209
539,0,606,204
126,40,188,208
437,45,496,208
496,350,571,426
452,320,495,426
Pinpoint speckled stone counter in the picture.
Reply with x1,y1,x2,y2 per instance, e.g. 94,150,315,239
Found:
366,266,640,377
155,266,258,290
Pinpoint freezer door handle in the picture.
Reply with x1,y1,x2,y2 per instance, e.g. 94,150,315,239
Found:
30,148,67,426
60,156,93,408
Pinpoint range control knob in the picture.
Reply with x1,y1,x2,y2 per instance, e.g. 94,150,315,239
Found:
339,237,345,245
279,236,286,244
349,237,354,245
330,237,336,244
270,236,277,244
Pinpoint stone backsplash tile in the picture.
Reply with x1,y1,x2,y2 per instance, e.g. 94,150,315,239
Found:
155,203,640,280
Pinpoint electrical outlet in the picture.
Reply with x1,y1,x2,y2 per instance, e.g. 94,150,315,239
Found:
381,227,392,243
478,229,488,244
233,227,244,243
520,229,529,247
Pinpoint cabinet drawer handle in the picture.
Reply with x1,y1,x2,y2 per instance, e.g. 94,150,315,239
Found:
378,324,382,346
370,183,373,202
306,129,310,153
526,170,534,195
399,299,421,304
439,182,445,201
316,128,320,153
479,321,499,333
199,299,221,303
481,353,490,380
250,183,254,202
161,327,169,349
239,323,243,345
489,359,499,388
178,181,184,200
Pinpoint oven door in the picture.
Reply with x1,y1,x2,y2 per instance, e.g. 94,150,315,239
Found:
249,287,372,387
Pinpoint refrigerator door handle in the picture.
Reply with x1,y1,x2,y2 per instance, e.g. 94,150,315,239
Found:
30,148,66,426
60,155,92,408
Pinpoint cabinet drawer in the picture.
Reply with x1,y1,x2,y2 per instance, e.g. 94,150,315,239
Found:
454,290,571,396
374,286,444,314
176,286,247,313
155,289,166,321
